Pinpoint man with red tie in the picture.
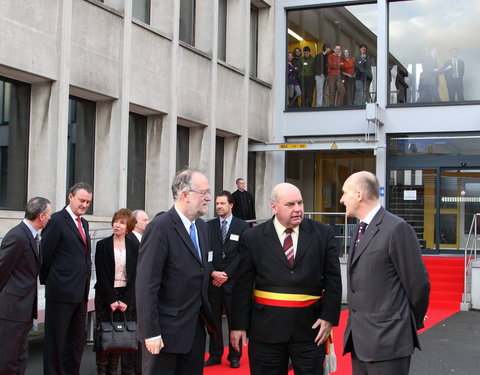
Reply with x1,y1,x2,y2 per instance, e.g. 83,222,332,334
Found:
231,183,342,375
40,182,93,375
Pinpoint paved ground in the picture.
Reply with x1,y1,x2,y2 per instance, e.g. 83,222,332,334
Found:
25,310,480,374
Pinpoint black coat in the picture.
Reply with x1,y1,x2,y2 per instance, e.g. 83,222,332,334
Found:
0,222,41,322
136,206,216,354
208,216,249,293
231,217,342,343
40,207,92,303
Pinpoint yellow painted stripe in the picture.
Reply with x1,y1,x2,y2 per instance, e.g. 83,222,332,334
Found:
253,289,321,301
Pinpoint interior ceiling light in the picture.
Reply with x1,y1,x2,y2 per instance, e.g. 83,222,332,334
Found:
288,28,304,41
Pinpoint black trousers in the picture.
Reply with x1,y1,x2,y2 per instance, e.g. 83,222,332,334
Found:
207,285,241,361
142,317,206,375
43,299,87,375
248,338,325,375
0,318,32,375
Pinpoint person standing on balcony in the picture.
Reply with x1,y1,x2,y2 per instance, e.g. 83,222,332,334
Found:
354,44,373,105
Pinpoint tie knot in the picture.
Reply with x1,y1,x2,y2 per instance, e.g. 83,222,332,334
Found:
359,221,367,233
285,228,293,235
222,219,227,225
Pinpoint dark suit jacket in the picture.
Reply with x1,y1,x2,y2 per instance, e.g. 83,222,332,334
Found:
94,234,139,307
127,232,141,247
231,217,342,344
343,207,430,362
443,58,465,80
232,190,256,221
39,207,92,303
208,216,249,294
0,222,41,322
136,206,215,354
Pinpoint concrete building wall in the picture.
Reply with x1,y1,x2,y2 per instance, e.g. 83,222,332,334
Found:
0,0,274,234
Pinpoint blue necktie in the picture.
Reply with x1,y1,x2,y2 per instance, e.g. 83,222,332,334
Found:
190,223,202,260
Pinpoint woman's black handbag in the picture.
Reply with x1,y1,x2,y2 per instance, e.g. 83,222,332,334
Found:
100,312,138,353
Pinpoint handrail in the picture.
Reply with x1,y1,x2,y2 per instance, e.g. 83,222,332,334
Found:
462,213,480,310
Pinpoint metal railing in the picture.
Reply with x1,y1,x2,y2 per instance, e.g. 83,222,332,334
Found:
461,213,480,310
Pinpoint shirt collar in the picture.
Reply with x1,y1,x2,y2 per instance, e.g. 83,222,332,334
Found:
219,214,233,226
22,219,38,239
174,204,195,233
66,205,80,221
361,204,382,225
273,216,299,238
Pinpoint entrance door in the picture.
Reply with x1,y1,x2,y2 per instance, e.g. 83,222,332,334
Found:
439,169,480,250
388,169,436,250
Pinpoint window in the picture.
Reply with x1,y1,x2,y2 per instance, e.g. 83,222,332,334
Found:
0,78,29,210
218,0,227,61
286,3,377,109
132,0,151,24
389,0,480,105
180,0,195,46
67,97,95,212
215,136,224,195
176,125,190,171
250,5,259,78
127,113,147,210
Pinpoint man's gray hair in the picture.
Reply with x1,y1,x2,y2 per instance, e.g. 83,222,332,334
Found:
69,182,93,196
25,197,51,221
171,168,202,201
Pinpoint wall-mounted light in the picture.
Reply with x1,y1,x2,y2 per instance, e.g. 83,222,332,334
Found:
288,28,304,41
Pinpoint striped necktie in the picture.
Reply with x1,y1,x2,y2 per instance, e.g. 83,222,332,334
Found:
283,228,294,265
221,219,228,243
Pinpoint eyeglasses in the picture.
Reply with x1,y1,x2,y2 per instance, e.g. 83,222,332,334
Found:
189,189,211,197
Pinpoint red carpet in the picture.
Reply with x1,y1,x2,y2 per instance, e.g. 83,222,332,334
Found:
205,256,463,375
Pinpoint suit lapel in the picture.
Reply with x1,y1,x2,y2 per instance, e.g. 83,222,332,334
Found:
212,218,223,243
294,219,313,265
262,219,291,268
350,208,384,267
21,222,40,262
62,208,86,246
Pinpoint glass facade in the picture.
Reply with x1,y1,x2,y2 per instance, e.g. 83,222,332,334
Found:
127,113,147,210
67,97,95,213
389,0,480,105
286,3,377,108
0,78,29,211
180,0,195,46
388,133,480,251
176,125,189,172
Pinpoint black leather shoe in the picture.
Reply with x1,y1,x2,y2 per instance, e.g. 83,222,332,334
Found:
230,359,240,368
204,358,221,367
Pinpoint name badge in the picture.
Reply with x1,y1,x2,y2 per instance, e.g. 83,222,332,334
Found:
208,251,213,262
230,234,240,242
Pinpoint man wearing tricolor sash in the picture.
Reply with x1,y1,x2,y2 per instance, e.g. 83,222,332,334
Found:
231,183,342,375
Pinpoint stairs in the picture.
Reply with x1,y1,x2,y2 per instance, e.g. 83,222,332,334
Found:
423,256,464,310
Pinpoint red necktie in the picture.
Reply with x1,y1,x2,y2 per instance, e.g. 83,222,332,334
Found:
76,217,87,245
283,228,294,265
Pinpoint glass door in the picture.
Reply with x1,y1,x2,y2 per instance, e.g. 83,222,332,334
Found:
388,169,436,250
439,169,480,250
